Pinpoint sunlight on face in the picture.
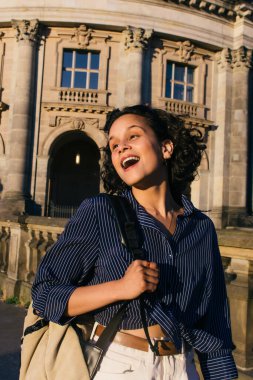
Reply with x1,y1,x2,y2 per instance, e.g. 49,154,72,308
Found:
109,114,167,189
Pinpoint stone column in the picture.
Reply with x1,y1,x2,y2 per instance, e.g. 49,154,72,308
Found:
119,26,153,106
1,20,39,215
228,47,252,226
211,49,233,228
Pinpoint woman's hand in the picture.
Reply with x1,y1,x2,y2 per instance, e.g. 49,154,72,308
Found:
116,260,159,300
66,261,159,316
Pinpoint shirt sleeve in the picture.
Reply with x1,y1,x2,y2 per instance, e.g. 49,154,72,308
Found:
31,197,100,324
195,223,238,380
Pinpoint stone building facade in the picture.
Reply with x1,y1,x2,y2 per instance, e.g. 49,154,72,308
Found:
0,0,253,373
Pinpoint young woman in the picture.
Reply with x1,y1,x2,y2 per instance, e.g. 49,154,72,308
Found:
32,105,238,380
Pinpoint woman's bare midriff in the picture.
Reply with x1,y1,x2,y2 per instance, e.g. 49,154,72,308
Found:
120,324,165,339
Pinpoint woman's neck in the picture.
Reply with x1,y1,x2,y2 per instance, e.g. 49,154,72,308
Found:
131,182,180,218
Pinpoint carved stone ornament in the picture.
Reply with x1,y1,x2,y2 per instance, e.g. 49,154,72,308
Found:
11,19,39,43
122,26,153,51
231,46,253,69
216,48,232,69
216,47,252,69
0,32,4,40
176,40,195,62
50,116,99,130
72,24,92,48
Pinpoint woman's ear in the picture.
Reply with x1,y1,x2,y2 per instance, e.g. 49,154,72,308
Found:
161,140,174,159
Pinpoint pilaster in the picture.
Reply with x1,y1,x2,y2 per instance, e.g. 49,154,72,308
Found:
228,47,253,225
0,19,40,216
119,26,153,106
211,46,253,228
211,48,233,228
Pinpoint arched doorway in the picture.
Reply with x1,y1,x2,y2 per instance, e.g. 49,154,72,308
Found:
46,131,100,217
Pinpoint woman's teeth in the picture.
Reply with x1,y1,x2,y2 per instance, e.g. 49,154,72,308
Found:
122,156,140,169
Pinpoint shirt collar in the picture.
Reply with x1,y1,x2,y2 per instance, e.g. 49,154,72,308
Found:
121,189,197,219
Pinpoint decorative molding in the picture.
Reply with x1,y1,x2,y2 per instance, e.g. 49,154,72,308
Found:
11,19,39,43
49,115,99,130
43,102,114,115
72,24,93,48
122,26,153,51
216,48,232,69
176,40,195,62
216,46,253,69
232,46,253,69
235,3,253,21
165,0,253,22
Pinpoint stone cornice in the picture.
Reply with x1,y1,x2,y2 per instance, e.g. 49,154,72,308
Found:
165,0,253,22
11,19,39,42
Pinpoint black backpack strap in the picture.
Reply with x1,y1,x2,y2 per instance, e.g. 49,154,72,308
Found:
105,194,159,355
106,195,145,260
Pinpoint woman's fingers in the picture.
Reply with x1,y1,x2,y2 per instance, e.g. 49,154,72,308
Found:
119,260,159,299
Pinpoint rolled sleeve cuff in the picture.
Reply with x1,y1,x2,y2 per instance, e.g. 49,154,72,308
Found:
198,351,238,380
33,284,77,325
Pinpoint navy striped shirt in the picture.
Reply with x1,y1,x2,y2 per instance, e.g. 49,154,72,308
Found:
32,190,238,380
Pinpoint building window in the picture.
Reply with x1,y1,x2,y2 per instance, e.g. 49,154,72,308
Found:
165,62,194,102
61,49,100,89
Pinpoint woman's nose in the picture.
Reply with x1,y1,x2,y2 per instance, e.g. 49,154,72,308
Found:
118,143,130,153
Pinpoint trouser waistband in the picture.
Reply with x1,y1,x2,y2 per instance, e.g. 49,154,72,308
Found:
95,324,180,356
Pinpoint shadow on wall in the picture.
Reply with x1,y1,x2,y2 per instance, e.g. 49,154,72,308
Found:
0,179,3,199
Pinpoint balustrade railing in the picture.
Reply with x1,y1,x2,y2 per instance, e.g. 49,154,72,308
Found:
159,98,206,119
57,88,108,106
24,225,63,283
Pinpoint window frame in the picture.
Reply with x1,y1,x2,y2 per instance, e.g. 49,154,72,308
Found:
165,61,195,102
54,37,109,93
61,49,100,90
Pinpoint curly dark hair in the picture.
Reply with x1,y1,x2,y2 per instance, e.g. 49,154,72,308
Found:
101,105,206,203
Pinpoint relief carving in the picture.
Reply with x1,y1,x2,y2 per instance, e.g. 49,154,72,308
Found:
216,48,232,69
122,26,153,51
216,47,253,70
72,24,93,47
231,46,253,69
176,40,195,62
50,116,99,130
11,19,39,42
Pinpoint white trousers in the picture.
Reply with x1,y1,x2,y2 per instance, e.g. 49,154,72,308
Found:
92,337,200,380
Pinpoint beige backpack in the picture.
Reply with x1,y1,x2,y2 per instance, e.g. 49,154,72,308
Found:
20,304,92,380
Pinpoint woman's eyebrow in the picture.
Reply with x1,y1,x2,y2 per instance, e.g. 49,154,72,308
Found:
109,125,145,141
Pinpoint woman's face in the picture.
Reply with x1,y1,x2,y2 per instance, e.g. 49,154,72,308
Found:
108,114,169,189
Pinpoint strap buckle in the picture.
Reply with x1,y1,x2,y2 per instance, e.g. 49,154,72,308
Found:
153,338,180,356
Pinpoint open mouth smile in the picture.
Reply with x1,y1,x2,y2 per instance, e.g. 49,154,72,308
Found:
121,156,140,170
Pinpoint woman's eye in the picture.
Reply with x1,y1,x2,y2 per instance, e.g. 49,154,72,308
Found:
111,144,119,151
129,134,139,140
